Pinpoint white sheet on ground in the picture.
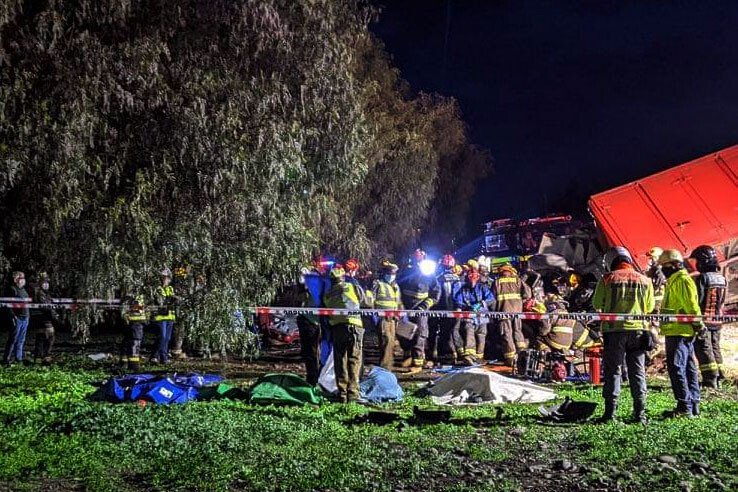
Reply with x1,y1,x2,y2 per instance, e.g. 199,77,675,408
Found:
428,367,556,405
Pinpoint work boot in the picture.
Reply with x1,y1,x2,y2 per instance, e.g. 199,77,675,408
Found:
406,366,423,375
662,406,694,419
692,402,700,417
594,401,617,424
423,360,435,370
400,358,413,368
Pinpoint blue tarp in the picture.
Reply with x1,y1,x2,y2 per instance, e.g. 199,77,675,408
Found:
359,366,404,403
100,373,224,405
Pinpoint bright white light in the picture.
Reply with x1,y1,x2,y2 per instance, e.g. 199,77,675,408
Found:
419,259,437,276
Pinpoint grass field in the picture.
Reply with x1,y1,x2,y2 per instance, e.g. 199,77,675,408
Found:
0,356,737,492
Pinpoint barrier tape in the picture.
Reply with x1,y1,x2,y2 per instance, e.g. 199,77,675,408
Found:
2,299,737,324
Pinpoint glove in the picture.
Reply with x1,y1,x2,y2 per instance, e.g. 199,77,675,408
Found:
472,303,482,313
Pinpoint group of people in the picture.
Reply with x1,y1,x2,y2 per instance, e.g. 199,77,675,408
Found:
594,244,726,423
2,268,185,370
296,250,598,403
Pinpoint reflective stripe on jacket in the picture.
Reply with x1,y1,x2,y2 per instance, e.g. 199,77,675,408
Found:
154,285,176,321
592,266,654,332
323,281,363,328
660,269,701,337
373,280,402,310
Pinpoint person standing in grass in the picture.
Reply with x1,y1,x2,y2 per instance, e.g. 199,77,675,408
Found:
592,247,655,424
658,249,704,418
3,271,31,366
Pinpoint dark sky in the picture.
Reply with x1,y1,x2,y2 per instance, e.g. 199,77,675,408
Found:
371,1,738,234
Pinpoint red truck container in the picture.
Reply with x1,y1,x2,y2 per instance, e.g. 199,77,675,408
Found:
589,145,738,306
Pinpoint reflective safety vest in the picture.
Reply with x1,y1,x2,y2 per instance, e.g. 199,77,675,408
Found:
541,313,576,351
399,271,440,310
123,295,148,323
373,280,402,310
592,266,654,332
154,285,176,322
697,271,727,329
660,269,701,337
323,281,363,328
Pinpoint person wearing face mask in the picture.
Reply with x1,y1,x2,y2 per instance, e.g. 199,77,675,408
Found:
659,249,705,418
372,260,403,370
31,272,59,363
3,271,30,366
453,267,495,364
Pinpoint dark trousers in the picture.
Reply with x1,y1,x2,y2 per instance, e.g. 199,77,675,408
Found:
437,318,459,359
665,335,700,414
602,331,647,418
155,320,174,363
124,323,144,371
499,318,527,364
694,329,721,386
331,324,364,402
297,316,322,385
408,316,428,365
4,317,29,363
34,321,55,359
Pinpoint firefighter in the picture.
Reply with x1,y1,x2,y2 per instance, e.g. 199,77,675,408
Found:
170,266,190,360
645,247,667,312
121,294,147,371
536,294,576,353
323,265,364,403
592,247,655,424
659,249,704,417
689,245,727,388
297,264,328,385
494,263,531,366
432,254,461,364
453,267,495,363
3,271,30,366
372,261,402,370
398,249,440,371
477,256,494,289
152,268,178,364
31,273,58,363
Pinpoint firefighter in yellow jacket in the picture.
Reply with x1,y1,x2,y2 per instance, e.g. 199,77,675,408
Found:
152,268,178,364
372,261,403,370
659,249,704,417
323,265,364,403
121,294,147,372
494,264,531,366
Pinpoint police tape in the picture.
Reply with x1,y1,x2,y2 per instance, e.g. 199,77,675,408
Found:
248,306,738,324
1,299,737,324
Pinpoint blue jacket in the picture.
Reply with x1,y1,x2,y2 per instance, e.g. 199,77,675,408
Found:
453,282,495,311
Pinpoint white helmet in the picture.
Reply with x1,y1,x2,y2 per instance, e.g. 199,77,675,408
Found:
603,247,633,272
476,255,491,270
159,267,172,278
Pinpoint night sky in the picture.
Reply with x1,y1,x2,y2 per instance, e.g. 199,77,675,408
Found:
371,1,738,236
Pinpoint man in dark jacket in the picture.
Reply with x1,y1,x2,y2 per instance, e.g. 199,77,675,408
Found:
3,271,30,366
32,272,59,363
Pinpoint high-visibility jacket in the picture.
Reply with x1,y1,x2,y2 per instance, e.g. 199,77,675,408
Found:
436,272,461,310
372,280,402,310
695,271,727,329
122,295,148,324
592,265,654,332
494,274,530,312
399,270,440,310
660,269,702,337
323,281,363,328
154,285,176,321
646,265,667,309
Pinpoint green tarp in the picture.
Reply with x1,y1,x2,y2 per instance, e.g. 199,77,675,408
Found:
248,373,323,406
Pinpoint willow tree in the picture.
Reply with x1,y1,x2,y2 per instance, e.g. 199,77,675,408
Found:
0,0,373,353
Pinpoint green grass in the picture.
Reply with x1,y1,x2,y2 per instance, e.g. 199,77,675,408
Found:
0,360,736,491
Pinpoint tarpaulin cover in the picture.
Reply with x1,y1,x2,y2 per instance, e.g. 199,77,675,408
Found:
248,373,323,406
427,367,556,405
100,373,221,405
359,366,404,403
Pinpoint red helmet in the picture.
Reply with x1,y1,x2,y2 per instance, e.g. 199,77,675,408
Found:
440,254,456,268
345,258,360,273
413,249,426,261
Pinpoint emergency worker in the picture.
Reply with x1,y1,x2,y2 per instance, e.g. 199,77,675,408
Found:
689,245,726,389
323,266,364,403
592,247,655,424
152,268,178,364
398,250,440,371
659,249,704,417
372,261,402,370
494,264,531,366
453,268,495,363
429,254,460,364
297,264,328,385
121,294,147,371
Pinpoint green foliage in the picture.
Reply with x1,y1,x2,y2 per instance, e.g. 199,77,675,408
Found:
0,1,490,348
1,364,737,491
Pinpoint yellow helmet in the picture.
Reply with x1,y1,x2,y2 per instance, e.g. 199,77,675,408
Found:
647,246,664,260
658,249,684,265
466,259,479,271
330,266,346,279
